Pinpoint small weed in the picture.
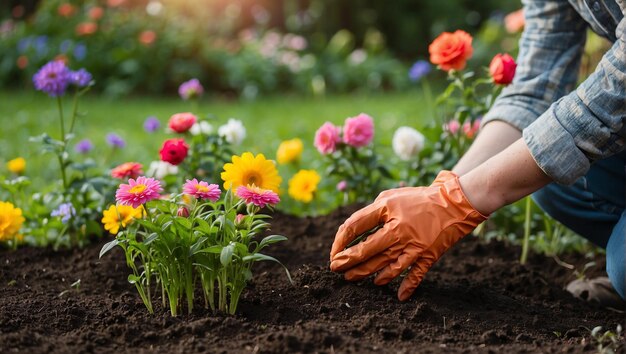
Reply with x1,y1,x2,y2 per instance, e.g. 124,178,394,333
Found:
582,325,623,354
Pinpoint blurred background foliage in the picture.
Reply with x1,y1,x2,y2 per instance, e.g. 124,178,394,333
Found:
1,0,522,97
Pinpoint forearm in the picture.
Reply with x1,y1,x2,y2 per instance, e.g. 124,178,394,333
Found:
459,138,552,215
453,121,522,176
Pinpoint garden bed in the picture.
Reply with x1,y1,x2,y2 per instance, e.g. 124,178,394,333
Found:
1,206,624,353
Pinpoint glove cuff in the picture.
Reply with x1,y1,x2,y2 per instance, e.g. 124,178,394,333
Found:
437,170,490,223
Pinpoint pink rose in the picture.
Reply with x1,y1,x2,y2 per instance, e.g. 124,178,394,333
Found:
314,122,341,155
168,112,197,133
342,113,374,147
445,120,460,135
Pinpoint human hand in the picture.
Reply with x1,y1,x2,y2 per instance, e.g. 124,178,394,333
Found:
329,171,487,301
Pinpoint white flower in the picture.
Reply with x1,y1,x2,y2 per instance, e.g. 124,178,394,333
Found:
218,118,246,145
392,126,425,161
348,49,367,66
190,121,213,136
147,161,178,180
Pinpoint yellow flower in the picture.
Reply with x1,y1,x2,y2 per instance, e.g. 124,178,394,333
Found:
221,152,282,192
276,138,303,164
0,201,25,241
6,157,26,174
288,169,321,203
101,204,143,235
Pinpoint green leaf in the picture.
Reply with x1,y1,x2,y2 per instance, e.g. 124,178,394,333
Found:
176,217,192,231
189,236,207,256
194,218,212,235
196,245,223,254
258,235,288,250
242,253,293,284
99,239,119,258
128,274,141,284
143,232,159,245
220,243,235,266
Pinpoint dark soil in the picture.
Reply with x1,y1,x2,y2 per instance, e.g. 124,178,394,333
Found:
1,206,624,353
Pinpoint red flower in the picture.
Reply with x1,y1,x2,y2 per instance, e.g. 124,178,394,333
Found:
58,3,76,17
428,30,473,71
88,7,104,21
76,22,98,36
111,162,143,179
489,53,517,85
159,139,189,165
168,112,197,133
139,30,157,46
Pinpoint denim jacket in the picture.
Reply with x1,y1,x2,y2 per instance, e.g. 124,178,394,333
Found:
482,0,626,184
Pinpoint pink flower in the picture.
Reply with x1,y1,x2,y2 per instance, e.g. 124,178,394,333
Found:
463,119,481,139
336,180,347,192
182,178,221,201
236,185,280,208
343,113,374,147
445,120,460,134
115,176,163,208
314,122,341,155
168,112,197,133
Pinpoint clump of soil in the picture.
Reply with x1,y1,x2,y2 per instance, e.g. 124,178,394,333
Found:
1,206,624,353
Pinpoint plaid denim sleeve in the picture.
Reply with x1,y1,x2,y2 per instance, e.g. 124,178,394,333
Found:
482,0,587,131
524,18,626,184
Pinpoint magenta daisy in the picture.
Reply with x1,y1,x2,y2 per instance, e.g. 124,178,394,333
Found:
236,185,280,208
183,179,221,201
115,176,163,208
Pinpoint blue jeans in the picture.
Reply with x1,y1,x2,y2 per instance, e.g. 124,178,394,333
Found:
532,152,626,300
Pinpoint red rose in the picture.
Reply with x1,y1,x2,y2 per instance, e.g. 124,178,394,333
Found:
428,30,474,71
159,139,189,165
168,112,197,133
489,53,517,85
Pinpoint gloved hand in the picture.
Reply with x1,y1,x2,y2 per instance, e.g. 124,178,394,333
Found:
329,170,488,301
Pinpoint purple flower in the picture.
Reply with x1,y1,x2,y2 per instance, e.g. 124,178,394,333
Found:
73,43,87,61
106,133,125,148
408,60,431,82
178,78,204,100
32,60,71,97
143,116,160,133
69,68,92,87
51,202,75,224
75,139,94,154
60,39,72,53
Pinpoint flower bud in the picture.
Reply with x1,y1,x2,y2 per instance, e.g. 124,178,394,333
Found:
235,214,246,229
336,180,347,192
177,206,189,217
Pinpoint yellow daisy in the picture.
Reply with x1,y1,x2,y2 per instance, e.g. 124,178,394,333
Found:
288,169,321,203
101,204,144,235
221,152,282,192
0,201,25,241
276,138,303,165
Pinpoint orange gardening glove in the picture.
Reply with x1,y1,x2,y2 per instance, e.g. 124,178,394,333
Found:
329,170,488,301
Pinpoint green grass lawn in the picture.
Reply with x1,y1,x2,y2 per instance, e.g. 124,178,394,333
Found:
1,89,434,183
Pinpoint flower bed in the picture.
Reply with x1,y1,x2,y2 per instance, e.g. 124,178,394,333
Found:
1,207,623,353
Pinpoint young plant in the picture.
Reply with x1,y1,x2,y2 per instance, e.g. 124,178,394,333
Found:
586,325,623,354
100,153,290,316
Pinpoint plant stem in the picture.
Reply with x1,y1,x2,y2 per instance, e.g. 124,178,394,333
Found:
520,196,532,265
57,155,68,190
57,96,65,141
69,91,79,135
